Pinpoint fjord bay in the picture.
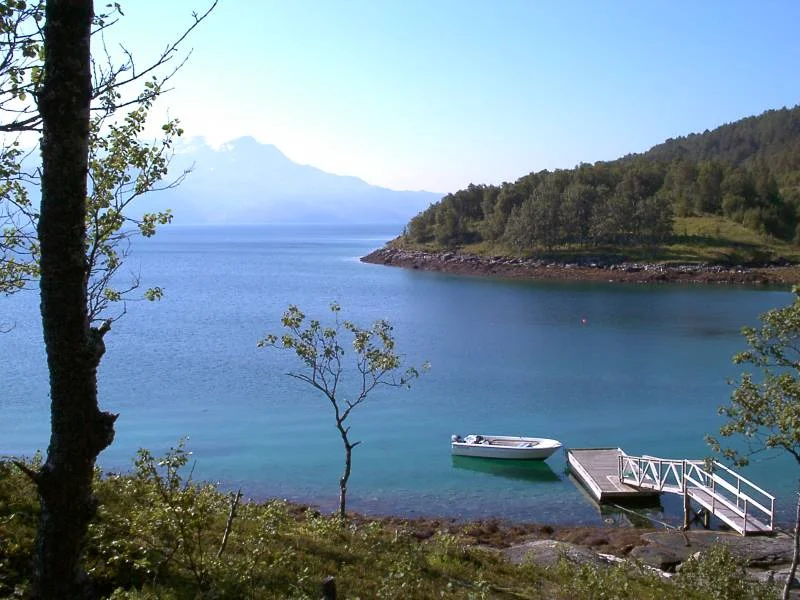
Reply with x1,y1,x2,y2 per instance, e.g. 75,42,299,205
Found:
1,224,794,525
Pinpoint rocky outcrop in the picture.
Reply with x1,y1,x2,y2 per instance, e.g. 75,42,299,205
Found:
361,247,800,285
632,530,795,571
503,539,614,568
504,530,795,584
503,530,797,591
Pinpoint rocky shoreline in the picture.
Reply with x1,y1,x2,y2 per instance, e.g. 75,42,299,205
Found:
365,513,798,590
502,529,797,589
361,247,800,286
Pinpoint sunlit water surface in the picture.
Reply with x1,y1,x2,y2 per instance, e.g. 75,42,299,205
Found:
1,224,795,526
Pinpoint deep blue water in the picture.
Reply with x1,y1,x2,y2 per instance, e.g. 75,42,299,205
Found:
1,224,795,526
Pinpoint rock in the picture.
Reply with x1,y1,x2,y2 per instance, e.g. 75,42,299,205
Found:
503,540,611,568
627,530,797,584
639,530,794,568
747,566,800,598
629,543,686,572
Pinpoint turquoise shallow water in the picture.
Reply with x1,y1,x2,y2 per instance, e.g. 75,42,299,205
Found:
0,224,795,526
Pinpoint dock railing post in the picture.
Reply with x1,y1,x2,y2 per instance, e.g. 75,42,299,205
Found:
682,460,690,530
711,476,716,515
743,498,749,534
771,497,775,529
736,475,742,510
681,460,686,494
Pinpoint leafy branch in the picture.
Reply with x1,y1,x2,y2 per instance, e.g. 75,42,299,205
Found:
260,303,427,519
707,286,800,467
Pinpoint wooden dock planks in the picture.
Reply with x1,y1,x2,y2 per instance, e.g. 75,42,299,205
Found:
566,448,660,503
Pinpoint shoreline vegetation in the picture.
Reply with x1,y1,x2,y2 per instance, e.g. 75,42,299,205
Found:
1,453,794,598
386,107,800,293
361,246,800,286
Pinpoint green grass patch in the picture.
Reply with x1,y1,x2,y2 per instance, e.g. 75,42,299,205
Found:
667,216,800,263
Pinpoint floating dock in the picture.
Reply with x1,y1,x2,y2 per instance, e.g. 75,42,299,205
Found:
567,448,775,535
566,447,660,503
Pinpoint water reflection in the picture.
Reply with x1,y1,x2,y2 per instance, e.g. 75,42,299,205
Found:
451,455,561,483
567,474,667,528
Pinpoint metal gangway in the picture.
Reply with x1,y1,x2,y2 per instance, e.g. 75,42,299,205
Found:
619,454,775,535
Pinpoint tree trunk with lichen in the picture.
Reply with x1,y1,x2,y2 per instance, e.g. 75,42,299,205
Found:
783,491,800,600
338,430,354,520
33,1,117,597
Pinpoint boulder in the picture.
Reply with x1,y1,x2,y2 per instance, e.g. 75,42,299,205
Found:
503,540,611,568
638,530,793,568
629,543,687,572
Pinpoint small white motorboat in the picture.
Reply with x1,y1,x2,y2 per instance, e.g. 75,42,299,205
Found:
451,434,562,460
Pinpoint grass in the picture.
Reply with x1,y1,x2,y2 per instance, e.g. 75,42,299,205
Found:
663,216,800,263
0,447,781,599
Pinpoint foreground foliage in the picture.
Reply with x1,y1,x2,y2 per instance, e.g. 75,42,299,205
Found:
708,287,800,467
0,448,780,599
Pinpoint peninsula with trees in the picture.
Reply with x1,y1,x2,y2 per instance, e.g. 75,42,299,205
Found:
363,106,800,285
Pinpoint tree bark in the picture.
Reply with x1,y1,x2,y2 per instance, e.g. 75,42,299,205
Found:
339,439,352,519
783,491,800,600
320,576,337,600
34,1,117,597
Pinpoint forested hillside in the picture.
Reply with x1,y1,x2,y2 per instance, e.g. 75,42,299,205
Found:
404,106,800,254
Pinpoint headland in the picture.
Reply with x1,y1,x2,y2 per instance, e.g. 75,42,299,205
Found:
361,247,800,286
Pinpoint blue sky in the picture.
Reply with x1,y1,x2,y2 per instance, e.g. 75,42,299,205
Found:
111,1,800,193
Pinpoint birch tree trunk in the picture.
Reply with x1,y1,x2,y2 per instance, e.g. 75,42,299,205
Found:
783,491,800,600
34,1,117,596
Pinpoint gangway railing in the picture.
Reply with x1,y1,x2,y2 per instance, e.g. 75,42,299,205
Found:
619,454,775,535
619,455,703,493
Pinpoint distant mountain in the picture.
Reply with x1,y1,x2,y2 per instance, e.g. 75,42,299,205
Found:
133,136,441,225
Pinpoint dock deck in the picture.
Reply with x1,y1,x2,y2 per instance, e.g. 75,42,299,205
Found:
566,447,775,535
566,447,660,503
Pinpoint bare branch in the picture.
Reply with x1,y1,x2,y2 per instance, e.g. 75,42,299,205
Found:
90,1,217,112
216,489,242,559
12,460,38,483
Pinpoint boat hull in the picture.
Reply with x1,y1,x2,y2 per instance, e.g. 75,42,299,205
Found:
451,435,562,460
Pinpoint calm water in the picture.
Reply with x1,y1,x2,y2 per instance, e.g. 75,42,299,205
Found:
1,224,795,526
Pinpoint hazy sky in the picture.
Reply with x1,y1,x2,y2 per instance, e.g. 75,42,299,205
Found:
110,1,800,193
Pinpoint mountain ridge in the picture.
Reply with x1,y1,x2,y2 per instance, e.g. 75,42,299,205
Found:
133,136,442,225
630,105,800,170
397,104,800,256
